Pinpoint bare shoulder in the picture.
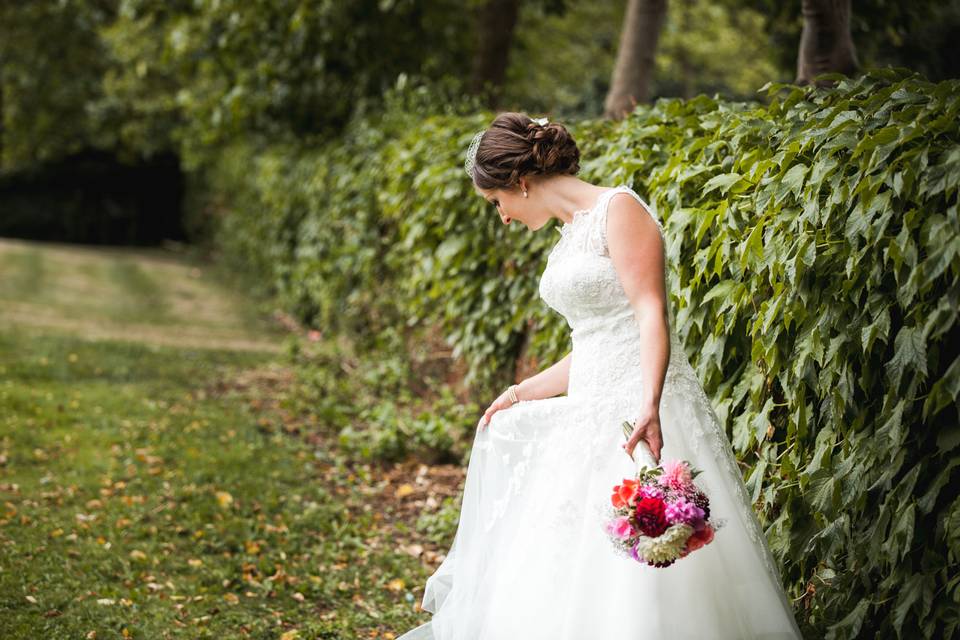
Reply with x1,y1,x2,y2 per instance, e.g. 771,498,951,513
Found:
606,192,663,258
605,191,667,302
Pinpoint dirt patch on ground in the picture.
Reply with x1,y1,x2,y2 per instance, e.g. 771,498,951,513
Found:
207,364,466,573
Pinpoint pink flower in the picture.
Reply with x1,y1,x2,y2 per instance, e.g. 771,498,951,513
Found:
664,498,705,527
606,515,635,539
638,484,665,500
658,460,693,492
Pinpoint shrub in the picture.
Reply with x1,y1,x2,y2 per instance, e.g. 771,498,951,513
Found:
198,68,960,638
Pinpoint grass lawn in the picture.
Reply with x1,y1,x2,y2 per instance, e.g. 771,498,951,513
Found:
0,239,449,639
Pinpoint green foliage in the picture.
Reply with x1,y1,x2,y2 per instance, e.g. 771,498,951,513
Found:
0,0,474,173
725,0,960,84
97,0,475,166
499,0,783,119
652,0,780,101
207,68,960,637
0,1,111,170
286,327,478,466
416,494,463,546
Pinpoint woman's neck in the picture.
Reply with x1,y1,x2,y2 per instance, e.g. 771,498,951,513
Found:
537,175,611,225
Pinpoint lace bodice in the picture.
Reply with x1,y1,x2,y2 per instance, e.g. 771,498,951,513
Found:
538,185,687,402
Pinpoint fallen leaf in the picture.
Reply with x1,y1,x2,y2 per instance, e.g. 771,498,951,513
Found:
216,491,234,509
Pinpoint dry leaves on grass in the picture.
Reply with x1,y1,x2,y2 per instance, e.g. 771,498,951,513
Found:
207,363,468,569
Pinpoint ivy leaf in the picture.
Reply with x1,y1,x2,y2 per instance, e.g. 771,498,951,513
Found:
702,279,740,306
702,173,744,196
825,598,870,640
885,326,927,390
809,473,838,512
861,306,891,353
924,355,960,420
877,399,906,448
917,457,960,514
892,573,924,638
803,511,849,556
779,163,808,202
853,125,900,160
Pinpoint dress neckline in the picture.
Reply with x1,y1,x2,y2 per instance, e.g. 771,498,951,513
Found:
558,185,625,236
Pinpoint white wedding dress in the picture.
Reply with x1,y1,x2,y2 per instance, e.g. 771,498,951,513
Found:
397,185,805,639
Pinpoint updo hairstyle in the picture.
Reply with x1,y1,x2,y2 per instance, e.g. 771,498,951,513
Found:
471,112,580,190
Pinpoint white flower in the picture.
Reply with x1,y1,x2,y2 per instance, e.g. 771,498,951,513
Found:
533,117,549,126
634,523,693,564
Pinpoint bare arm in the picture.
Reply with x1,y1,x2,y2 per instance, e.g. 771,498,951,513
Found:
606,193,670,461
515,351,572,401
478,352,572,429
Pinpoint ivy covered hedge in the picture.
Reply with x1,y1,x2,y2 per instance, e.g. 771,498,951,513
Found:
199,68,959,638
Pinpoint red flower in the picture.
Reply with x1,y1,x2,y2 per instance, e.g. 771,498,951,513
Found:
632,497,668,537
684,523,715,553
611,479,640,509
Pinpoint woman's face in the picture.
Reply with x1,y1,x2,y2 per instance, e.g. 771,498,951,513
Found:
475,181,549,230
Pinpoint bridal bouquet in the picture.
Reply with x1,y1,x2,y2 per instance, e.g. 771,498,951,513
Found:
603,421,721,568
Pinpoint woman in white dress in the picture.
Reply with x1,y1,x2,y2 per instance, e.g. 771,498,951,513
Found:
397,113,805,639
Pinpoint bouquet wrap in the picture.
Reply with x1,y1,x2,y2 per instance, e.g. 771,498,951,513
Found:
622,420,658,472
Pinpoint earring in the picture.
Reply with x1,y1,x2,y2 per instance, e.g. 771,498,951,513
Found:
523,190,528,198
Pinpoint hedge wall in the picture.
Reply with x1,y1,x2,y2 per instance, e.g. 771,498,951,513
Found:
200,68,959,638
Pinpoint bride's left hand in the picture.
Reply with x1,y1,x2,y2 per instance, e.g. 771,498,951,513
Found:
623,409,663,465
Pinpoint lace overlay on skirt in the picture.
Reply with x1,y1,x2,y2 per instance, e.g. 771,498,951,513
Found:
398,185,804,639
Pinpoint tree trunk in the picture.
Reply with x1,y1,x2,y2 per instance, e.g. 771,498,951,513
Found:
604,0,669,120
796,0,858,86
677,0,693,99
470,0,522,109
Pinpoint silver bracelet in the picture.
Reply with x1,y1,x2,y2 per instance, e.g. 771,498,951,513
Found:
507,384,519,404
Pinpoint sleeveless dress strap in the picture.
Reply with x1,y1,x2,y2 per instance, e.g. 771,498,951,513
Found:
587,185,664,257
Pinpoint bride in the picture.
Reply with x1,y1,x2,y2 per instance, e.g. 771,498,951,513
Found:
397,113,804,639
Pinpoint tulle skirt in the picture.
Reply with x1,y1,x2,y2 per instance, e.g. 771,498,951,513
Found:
396,384,805,639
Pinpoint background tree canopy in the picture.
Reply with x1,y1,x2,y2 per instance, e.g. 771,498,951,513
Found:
2,0,957,175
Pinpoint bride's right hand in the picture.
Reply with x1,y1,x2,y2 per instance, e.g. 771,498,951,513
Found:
477,388,517,431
